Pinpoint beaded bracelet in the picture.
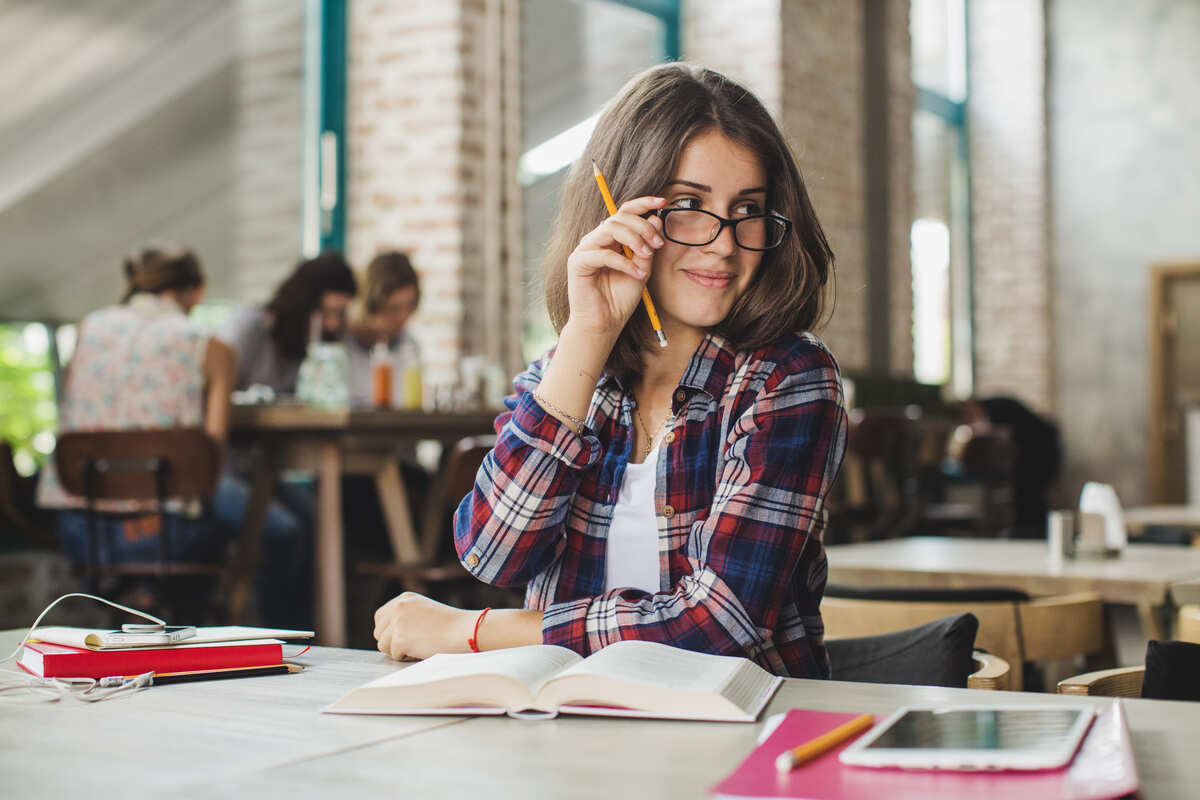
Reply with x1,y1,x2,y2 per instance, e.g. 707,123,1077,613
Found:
532,390,586,434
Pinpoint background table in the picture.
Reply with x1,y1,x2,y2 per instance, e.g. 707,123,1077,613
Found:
2,630,1199,798
825,536,1200,640
230,405,498,646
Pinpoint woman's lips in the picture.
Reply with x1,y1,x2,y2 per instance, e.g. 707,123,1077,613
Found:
682,270,734,289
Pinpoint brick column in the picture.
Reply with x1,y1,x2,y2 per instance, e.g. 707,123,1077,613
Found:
967,0,1052,410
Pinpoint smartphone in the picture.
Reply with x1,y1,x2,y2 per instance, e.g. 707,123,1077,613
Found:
98,625,197,646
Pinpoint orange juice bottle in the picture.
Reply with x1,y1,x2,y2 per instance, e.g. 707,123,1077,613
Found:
370,340,393,408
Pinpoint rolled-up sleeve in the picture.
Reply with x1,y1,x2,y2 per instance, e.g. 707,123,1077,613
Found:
453,354,603,587
540,346,846,661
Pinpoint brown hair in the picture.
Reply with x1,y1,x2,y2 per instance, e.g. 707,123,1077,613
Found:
121,242,204,303
542,63,834,378
265,250,358,360
363,251,420,314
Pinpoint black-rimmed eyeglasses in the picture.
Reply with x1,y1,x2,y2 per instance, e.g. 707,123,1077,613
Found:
651,208,791,251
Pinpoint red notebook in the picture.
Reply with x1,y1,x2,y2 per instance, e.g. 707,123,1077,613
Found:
18,639,283,679
711,702,1138,800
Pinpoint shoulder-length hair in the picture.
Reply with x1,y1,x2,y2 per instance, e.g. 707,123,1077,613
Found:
362,251,420,314
542,62,834,378
265,251,357,360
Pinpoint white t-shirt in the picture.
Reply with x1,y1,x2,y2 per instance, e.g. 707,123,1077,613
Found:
604,445,661,594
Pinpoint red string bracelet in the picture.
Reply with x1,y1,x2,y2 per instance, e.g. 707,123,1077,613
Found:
467,607,491,653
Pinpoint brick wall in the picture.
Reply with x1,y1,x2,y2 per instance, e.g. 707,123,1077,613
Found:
232,0,304,302
967,0,1052,411
686,0,914,377
779,1,868,371
346,1,468,385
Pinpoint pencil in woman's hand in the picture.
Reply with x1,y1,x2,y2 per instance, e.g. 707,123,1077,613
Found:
592,162,668,348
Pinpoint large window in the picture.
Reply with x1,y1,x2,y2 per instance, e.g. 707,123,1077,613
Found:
519,0,679,363
911,0,972,397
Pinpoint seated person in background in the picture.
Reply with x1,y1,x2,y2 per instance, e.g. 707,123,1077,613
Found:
213,251,358,628
345,251,421,407
222,250,358,395
372,63,846,677
37,243,236,617
341,252,431,563
962,395,1062,539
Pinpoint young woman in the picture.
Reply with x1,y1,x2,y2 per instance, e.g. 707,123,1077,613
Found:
373,63,847,678
38,243,236,615
343,251,421,406
222,251,358,395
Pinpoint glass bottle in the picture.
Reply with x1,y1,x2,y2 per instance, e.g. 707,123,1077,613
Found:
370,339,394,409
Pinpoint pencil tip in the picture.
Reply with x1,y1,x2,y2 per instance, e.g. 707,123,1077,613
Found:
592,161,601,176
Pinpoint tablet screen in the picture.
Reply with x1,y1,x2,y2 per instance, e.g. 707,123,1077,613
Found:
864,708,1089,751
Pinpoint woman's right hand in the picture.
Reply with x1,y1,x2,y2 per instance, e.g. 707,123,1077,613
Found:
564,195,666,338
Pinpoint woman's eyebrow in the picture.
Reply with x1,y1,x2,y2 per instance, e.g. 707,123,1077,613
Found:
666,180,767,196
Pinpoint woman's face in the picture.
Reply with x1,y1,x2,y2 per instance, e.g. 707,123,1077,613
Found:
646,129,767,334
371,286,418,338
319,291,352,337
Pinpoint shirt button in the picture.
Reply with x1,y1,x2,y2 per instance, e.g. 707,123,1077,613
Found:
674,389,686,403
664,431,676,444
466,554,480,568
662,505,675,518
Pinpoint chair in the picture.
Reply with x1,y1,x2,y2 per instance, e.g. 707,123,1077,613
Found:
1059,640,1200,701
916,427,1018,537
1,440,55,549
821,586,1105,690
54,428,254,620
826,408,923,543
357,435,518,607
826,612,1012,689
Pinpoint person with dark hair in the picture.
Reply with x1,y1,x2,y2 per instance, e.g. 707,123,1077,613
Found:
963,395,1062,538
222,251,358,395
38,243,236,616
212,251,357,629
373,63,847,678
344,251,421,406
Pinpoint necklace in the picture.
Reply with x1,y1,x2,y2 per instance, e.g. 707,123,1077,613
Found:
633,402,674,460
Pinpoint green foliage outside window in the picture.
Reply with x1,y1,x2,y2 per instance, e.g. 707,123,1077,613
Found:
0,324,57,476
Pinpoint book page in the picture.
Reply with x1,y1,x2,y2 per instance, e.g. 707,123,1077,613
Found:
549,640,741,692
535,641,781,721
360,644,581,696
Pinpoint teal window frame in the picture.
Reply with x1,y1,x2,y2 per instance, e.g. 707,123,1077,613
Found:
303,0,347,256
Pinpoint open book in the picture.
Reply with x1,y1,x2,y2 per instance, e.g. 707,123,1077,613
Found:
325,640,782,722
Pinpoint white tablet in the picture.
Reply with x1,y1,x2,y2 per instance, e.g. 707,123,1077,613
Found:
838,706,1095,771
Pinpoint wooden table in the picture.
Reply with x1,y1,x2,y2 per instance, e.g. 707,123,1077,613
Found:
826,536,1200,640
1124,504,1200,541
230,405,498,646
3,630,1199,798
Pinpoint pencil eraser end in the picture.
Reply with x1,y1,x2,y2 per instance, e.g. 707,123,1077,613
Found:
655,330,668,348
774,752,794,773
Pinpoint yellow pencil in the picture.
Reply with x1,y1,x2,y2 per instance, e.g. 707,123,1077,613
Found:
591,162,668,348
774,713,875,772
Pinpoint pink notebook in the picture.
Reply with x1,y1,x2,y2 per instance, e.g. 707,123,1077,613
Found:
711,701,1138,800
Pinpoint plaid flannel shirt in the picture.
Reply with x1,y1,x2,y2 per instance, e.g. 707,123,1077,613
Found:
453,331,846,678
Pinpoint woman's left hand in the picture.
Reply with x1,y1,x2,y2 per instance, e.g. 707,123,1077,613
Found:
373,592,475,661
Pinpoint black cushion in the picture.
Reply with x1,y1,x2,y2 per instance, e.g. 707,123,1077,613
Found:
827,613,979,688
825,584,1030,603
1141,640,1200,701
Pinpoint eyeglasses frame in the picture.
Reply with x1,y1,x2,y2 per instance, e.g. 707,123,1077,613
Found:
650,207,792,252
